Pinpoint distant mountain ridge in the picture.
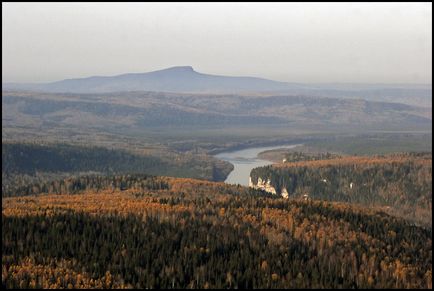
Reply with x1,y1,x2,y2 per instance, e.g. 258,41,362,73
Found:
3,66,301,93
3,66,431,107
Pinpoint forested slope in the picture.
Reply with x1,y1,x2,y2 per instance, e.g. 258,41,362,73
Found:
2,175,432,289
250,153,432,227
2,142,233,196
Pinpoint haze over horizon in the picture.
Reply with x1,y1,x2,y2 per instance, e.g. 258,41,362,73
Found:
2,3,432,84
3,65,433,87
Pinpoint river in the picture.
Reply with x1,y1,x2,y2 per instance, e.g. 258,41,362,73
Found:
215,144,301,186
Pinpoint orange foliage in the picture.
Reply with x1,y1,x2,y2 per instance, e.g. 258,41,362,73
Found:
273,154,431,169
2,189,192,218
2,257,132,289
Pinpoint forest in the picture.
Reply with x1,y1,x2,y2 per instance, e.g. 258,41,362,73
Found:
250,152,432,227
2,142,233,197
2,175,432,289
281,151,341,162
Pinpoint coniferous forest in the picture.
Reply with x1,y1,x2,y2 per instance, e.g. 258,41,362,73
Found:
2,175,432,289
251,153,432,227
2,142,233,196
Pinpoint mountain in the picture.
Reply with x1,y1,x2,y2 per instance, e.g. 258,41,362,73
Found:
3,66,431,107
3,66,301,94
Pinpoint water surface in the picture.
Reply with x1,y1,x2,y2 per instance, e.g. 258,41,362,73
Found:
215,144,301,186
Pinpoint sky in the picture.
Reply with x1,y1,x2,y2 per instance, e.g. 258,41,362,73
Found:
2,2,432,84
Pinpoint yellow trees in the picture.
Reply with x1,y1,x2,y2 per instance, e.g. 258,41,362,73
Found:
425,270,432,289
2,175,432,289
261,261,268,271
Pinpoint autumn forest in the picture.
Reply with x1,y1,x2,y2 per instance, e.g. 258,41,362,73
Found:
2,173,432,289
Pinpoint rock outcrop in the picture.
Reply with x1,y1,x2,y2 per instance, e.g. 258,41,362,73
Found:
249,176,289,198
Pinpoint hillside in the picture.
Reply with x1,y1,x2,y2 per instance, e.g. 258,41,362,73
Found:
250,153,432,227
2,91,431,145
1,142,233,197
2,175,432,288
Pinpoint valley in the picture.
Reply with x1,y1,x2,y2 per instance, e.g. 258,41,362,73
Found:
3,3,432,289
2,87,432,290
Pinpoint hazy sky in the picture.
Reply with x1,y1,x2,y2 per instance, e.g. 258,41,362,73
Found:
2,2,432,84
